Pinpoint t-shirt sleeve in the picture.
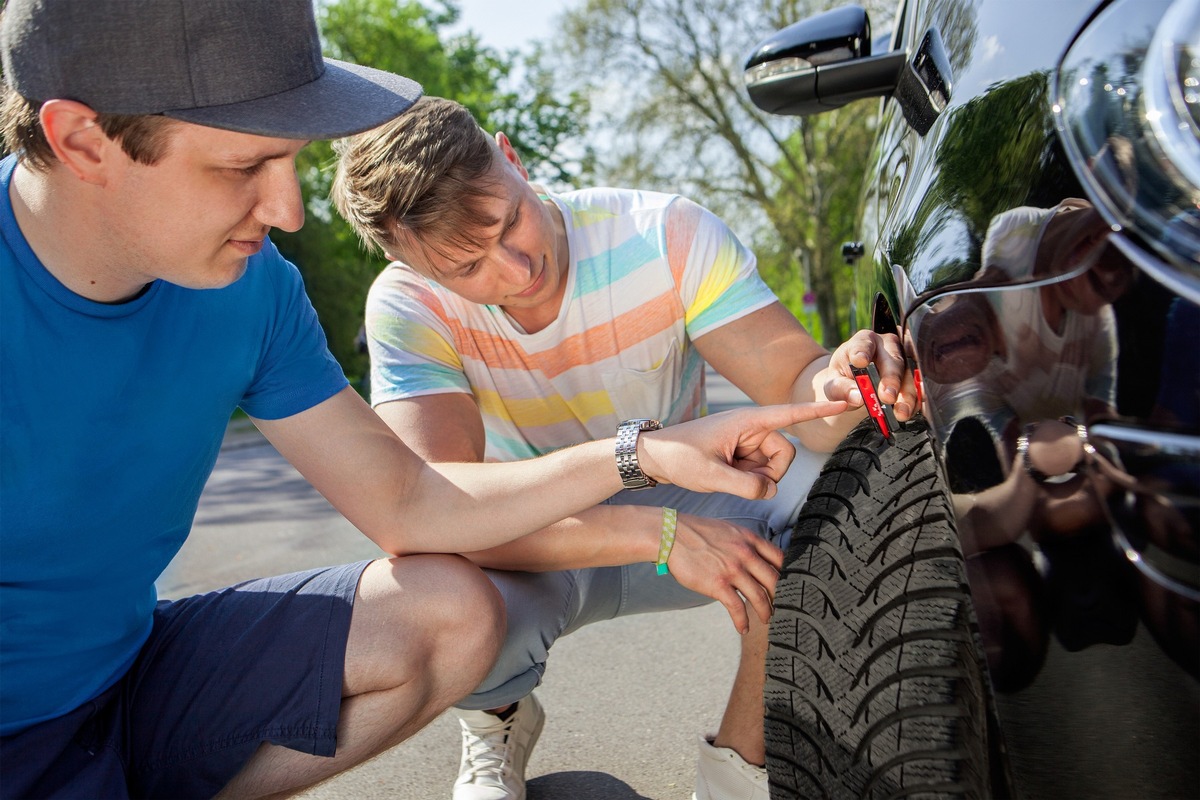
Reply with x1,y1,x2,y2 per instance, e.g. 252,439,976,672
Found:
239,246,349,420
365,265,470,407
668,198,778,340
980,206,1052,282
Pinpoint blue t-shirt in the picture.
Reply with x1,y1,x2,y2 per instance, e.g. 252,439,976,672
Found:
0,155,349,735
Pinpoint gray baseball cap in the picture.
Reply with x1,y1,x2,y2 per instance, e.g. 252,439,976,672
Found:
0,0,423,140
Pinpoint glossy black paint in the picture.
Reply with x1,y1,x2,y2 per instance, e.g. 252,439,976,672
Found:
744,5,910,116
748,0,1199,796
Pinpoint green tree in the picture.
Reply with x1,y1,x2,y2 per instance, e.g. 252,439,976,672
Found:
934,71,1055,247
553,0,891,346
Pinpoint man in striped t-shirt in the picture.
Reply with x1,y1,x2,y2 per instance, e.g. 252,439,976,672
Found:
332,96,915,800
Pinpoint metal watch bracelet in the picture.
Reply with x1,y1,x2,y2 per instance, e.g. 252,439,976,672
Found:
615,418,662,490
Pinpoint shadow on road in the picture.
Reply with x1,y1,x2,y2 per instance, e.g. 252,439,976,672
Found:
529,771,653,799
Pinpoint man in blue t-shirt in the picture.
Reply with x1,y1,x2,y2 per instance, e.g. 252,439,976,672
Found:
0,1,846,796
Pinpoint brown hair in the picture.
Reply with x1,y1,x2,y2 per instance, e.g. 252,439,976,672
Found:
331,96,504,258
1,87,177,172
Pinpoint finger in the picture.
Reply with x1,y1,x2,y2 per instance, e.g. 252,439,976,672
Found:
743,560,781,612
894,369,920,420
753,536,786,571
685,462,773,499
755,430,800,481
742,401,848,433
731,449,771,471
873,333,907,404
842,329,876,368
734,450,772,474
717,587,750,634
736,433,794,481
740,581,775,624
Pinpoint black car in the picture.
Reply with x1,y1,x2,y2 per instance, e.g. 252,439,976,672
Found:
744,1,1198,797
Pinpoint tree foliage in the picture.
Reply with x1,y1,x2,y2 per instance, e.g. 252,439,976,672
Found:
551,0,893,346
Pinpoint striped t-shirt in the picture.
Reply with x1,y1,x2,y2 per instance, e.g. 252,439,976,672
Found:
365,186,778,461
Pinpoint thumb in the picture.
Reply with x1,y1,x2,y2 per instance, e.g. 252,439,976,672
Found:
717,466,779,500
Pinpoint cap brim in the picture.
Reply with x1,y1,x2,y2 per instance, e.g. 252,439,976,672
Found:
164,59,422,140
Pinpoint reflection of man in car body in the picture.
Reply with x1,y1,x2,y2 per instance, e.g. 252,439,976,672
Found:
918,198,1133,450
909,199,1141,690
743,0,1199,794
913,198,1138,553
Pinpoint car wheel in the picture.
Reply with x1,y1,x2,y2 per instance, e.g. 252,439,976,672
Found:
765,416,992,799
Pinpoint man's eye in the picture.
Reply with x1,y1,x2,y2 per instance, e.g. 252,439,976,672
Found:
506,209,520,230
228,163,265,177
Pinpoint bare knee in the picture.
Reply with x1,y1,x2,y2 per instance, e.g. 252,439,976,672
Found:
345,555,504,700
412,554,506,692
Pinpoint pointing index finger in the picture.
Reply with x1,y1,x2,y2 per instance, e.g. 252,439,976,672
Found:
754,400,848,429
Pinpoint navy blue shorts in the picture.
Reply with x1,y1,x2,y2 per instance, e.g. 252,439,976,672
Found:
0,560,371,799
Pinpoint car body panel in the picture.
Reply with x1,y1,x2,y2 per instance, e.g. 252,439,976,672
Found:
747,0,1199,796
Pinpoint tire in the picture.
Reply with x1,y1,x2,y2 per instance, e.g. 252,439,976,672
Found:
764,416,992,799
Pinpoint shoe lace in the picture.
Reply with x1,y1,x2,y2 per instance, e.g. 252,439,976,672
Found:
740,760,768,785
460,719,517,780
707,739,768,788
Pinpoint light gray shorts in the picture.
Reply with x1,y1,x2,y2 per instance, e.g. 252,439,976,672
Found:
458,443,826,710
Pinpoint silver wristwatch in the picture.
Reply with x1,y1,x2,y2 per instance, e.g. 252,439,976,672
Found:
615,418,663,490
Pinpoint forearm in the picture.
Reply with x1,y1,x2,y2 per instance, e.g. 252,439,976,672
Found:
462,504,661,571
953,470,1040,556
789,354,868,452
283,392,843,557
377,438,625,555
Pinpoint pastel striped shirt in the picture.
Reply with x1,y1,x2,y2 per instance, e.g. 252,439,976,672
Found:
365,187,777,461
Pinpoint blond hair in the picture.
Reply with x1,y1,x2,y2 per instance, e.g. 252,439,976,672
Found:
331,96,505,258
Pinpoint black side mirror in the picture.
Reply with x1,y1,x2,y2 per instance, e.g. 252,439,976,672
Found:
744,5,907,116
745,3,951,134
745,5,874,72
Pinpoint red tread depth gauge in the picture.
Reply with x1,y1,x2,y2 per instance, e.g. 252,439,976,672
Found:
851,363,898,444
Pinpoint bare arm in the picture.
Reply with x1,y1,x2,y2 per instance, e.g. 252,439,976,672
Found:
373,393,803,632
375,393,663,569
252,386,844,559
694,302,918,453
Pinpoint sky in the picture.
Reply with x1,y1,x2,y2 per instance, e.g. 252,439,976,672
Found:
449,0,569,54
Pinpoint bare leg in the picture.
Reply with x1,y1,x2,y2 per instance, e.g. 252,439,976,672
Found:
711,613,768,766
216,555,505,799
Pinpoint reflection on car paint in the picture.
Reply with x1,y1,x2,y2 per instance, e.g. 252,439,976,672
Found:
747,0,1199,794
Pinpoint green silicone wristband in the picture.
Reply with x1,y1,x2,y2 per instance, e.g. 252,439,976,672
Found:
655,507,678,576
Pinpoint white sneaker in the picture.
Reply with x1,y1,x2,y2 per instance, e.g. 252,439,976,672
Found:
692,734,770,800
452,694,545,800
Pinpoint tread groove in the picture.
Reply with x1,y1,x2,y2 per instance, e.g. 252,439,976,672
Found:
764,418,992,799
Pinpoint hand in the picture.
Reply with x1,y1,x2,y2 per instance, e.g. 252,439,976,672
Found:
638,401,846,500
822,329,917,421
666,513,784,634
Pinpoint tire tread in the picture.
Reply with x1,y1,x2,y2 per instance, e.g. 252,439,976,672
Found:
765,417,990,799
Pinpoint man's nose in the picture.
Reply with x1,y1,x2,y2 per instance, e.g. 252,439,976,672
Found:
497,244,533,280
254,160,306,233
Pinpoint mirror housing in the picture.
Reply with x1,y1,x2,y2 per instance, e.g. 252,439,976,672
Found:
745,4,951,134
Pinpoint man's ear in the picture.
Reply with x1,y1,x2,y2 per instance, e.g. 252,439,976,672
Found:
39,99,111,185
494,132,529,180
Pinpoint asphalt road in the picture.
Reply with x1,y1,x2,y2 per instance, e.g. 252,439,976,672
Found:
157,370,760,799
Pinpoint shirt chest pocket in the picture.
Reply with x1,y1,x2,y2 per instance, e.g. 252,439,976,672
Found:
601,339,682,421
